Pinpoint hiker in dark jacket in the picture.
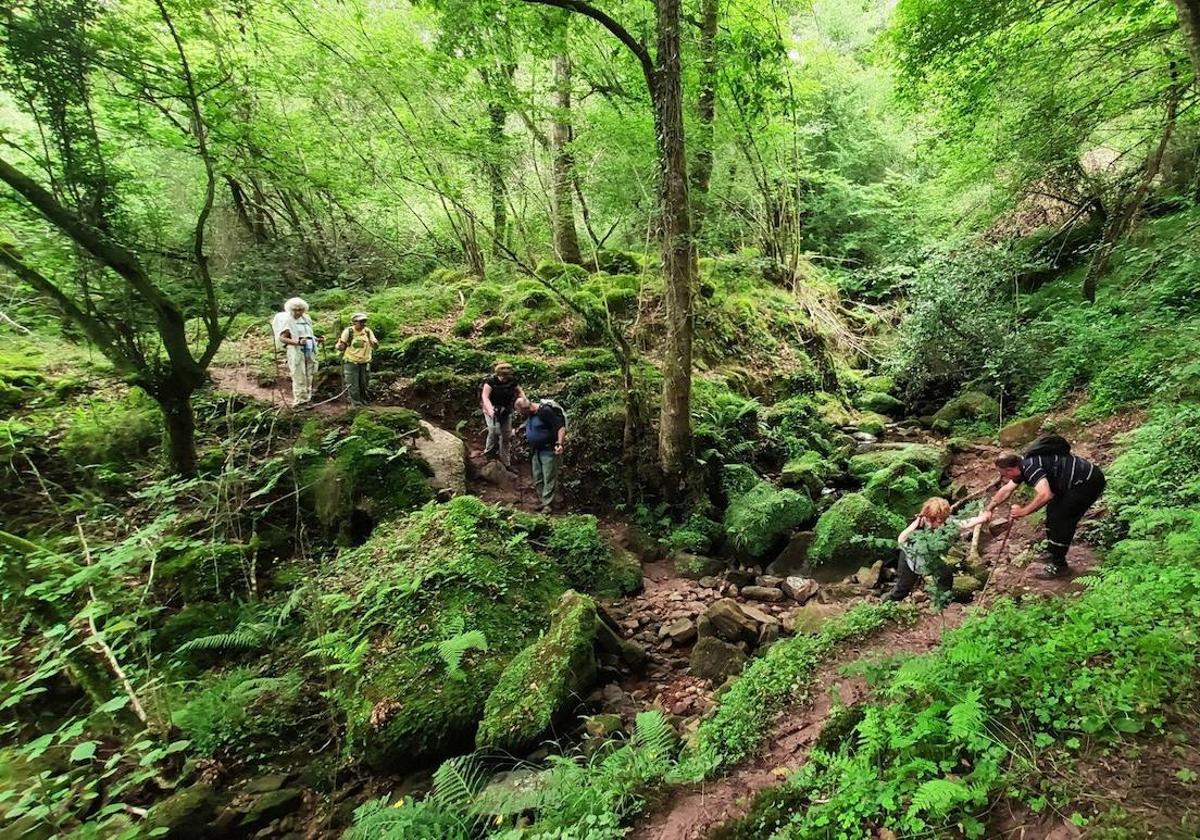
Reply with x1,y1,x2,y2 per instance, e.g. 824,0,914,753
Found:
975,439,1105,579
481,362,526,467
516,396,566,512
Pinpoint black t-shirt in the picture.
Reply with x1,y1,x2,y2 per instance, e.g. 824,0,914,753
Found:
485,374,520,412
526,404,565,451
1018,454,1100,497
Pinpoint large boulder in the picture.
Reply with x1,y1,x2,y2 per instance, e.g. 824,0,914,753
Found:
806,493,906,581
690,637,749,682
780,451,833,497
998,414,1048,448
931,390,1000,430
701,599,760,646
861,460,943,519
143,784,220,839
413,420,468,495
723,476,814,561
476,591,598,753
767,531,815,578
321,497,633,769
294,410,434,536
673,552,725,580
847,443,950,481
855,391,904,417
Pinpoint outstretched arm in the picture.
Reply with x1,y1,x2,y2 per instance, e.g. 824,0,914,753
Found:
1011,478,1054,518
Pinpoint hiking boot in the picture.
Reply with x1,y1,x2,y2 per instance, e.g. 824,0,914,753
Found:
1034,563,1070,580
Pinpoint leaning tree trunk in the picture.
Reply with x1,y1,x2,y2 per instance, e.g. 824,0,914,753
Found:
1172,0,1200,76
651,0,695,497
552,51,584,265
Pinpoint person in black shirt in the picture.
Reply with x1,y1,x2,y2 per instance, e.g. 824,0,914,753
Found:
515,396,566,511
480,362,526,467
972,448,1105,579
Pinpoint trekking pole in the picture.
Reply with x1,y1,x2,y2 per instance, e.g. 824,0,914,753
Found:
976,517,1014,608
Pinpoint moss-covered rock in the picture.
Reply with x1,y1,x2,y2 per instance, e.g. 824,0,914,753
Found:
547,514,642,597
861,375,895,394
931,390,1000,430
143,783,219,839
294,410,432,536
998,413,1047,448
854,412,889,437
814,392,855,427
779,451,833,497
724,479,814,561
806,493,905,579
847,443,950,481
321,497,637,769
861,461,942,519
855,391,904,417
323,497,569,768
475,590,598,753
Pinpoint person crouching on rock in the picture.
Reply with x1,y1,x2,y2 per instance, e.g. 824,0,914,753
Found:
515,396,566,512
974,446,1105,580
481,362,525,467
884,497,955,602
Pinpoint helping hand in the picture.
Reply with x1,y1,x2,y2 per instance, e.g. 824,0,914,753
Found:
554,443,564,456
1009,504,1024,520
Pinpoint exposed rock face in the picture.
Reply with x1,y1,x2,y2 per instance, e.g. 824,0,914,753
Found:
742,585,785,602
662,617,698,645
413,420,467,495
477,459,517,491
476,590,599,753
784,602,847,634
690,636,749,682
781,576,819,604
999,414,1048,448
768,531,815,578
702,598,760,646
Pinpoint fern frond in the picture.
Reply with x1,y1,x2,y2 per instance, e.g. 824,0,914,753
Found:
947,689,985,741
630,710,676,760
431,754,487,814
276,586,308,628
176,630,263,656
438,631,488,681
909,778,970,817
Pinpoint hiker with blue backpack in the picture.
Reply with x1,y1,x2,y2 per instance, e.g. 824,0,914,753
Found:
969,435,1105,579
516,396,567,512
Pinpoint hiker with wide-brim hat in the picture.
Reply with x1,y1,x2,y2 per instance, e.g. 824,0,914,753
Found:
481,361,526,467
966,435,1105,580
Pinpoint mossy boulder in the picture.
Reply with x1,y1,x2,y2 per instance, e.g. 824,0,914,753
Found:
998,413,1048,448
855,391,904,417
723,479,814,561
931,390,1000,430
321,497,627,769
143,784,219,839
861,375,895,394
475,590,598,753
847,443,950,481
547,514,643,597
854,412,889,437
814,392,855,427
806,493,905,580
294,410,433,536
861,461,943,519
780,451,833,497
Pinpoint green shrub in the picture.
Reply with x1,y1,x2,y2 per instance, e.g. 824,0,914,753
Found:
60,388,162,468
724,482,814,560
1106,401,1200,533
665,513,726,555
172,667,303,759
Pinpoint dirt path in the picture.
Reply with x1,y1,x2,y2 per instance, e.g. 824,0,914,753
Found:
628,437,1112,840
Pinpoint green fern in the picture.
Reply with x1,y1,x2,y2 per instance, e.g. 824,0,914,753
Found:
176,629,266,656
947,689,985,741
414,621,489,682
909,778,970,817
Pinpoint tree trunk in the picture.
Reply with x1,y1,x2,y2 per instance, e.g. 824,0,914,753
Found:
691,0,718,213
487,99,509,257
552,51,584,264
651,0,695,496
1172,0,1200,76
157,383,198,477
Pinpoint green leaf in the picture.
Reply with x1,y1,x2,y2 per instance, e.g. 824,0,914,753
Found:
96,695,130,713
70,741,98,762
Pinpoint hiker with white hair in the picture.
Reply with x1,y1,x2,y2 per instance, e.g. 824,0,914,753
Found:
275,297,322,407
336,312,379,408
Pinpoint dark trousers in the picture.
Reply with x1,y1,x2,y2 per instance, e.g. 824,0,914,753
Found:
884,550,952,602
1045,471,1106,564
